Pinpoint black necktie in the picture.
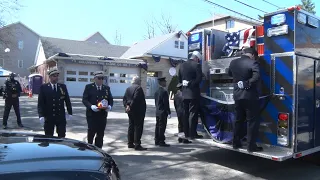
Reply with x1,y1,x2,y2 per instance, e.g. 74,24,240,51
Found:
53,84,56,92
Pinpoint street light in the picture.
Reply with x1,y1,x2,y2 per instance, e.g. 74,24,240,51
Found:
4,48,10,53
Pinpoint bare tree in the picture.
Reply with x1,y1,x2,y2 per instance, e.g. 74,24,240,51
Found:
0,0,22,52
143,13,177,39
0,0,21,28
114,30,122,45
155,13,177,34
144,19,156,39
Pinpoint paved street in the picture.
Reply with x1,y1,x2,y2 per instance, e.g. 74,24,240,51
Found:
1,96,320,180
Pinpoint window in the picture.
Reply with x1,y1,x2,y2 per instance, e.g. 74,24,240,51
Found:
90,78,95,82
226,20,235,29
18,40,24,50
18,60,23,68
90,72,95,76
67,71,76,75
175,41,184,49
66,77,76,81
174,41,179,48
109,73,115,77
78,78,88,82
0,58,4,67
180,42,185,49
79,71,88,76
120,73,126,77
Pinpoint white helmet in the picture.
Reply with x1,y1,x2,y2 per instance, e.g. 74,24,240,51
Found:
190,51,202,60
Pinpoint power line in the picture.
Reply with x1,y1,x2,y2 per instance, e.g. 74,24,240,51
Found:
261,0,283,9
233,0,268,13
201,0,262,22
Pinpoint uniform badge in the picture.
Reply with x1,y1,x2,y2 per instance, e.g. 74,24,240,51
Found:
60,87,65,95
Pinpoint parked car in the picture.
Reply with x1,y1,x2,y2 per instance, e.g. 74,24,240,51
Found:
0,131,121,180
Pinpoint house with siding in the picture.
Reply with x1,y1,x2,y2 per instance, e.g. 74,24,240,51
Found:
121,31,188,97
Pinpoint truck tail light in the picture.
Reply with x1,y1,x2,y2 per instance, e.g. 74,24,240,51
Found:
277,112,289,146
278,113,288,121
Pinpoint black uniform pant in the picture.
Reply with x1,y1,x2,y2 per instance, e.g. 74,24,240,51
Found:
155,114,167,143
3,97,22,126
183,99,199,138
87,114,107,148
233,99,260,149
44,119,66,138
128,112,145,146
177,115,184,133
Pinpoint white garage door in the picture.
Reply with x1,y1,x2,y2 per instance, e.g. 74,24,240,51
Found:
109,67,140,97
64,64,101,97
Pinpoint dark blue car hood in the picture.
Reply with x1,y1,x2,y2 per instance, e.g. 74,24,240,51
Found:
0,131,114,174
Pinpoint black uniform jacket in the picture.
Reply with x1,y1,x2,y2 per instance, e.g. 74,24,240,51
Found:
228,55,260,101
38,83,72,121
154,87,171,117
174,90,184,117
82,83,113,117
4,79,22,98
123,84,146,115
178,60,202,99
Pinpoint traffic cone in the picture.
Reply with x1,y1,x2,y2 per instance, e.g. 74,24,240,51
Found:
28,90,33,98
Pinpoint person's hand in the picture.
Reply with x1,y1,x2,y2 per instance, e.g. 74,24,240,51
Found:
66,114,72,121
182,80,189,86
168,114,171,119
39,117,45,125
105,105,112,112
125,105,130,113
237,81,244,89
91,105,99,112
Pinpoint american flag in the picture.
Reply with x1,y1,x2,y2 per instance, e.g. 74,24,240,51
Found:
222,28,256,56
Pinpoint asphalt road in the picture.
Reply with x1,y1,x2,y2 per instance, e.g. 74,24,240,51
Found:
1,95,320,180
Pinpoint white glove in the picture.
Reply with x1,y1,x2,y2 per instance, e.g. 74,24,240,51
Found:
168,114,171,119
108,105,112,111
39,117,44,125
66,114,72,121
91,105,99,112
182,80,189,86
237,81,244,89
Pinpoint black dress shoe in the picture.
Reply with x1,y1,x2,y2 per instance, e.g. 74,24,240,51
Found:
195,134,203,139
232,143,242,149
155,142,159,146
182,139,192,144
247,146,263,152
128,144,135,148
135,145,147,151
158,142,170,147
3,125,7,129
178,138,183,143
18,124,24,128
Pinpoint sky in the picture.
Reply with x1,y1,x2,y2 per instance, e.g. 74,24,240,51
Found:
8,0,320,46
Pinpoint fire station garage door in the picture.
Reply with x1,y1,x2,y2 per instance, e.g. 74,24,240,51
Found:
64,64,101,97
108,67,140,97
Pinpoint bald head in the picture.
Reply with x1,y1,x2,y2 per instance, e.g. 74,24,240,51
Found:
132,76,141,85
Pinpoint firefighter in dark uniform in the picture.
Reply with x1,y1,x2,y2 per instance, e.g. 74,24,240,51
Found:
154,77,171,147
82,71,113,148
228,47,263,152
123,76,147,151
38,68,73,137
174,83,192,144
3,73,23,129
178,51,202,139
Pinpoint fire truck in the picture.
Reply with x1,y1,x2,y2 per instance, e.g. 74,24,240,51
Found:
187,6,320,161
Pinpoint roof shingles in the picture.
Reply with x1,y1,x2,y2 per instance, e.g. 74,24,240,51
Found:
41,37,129,59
